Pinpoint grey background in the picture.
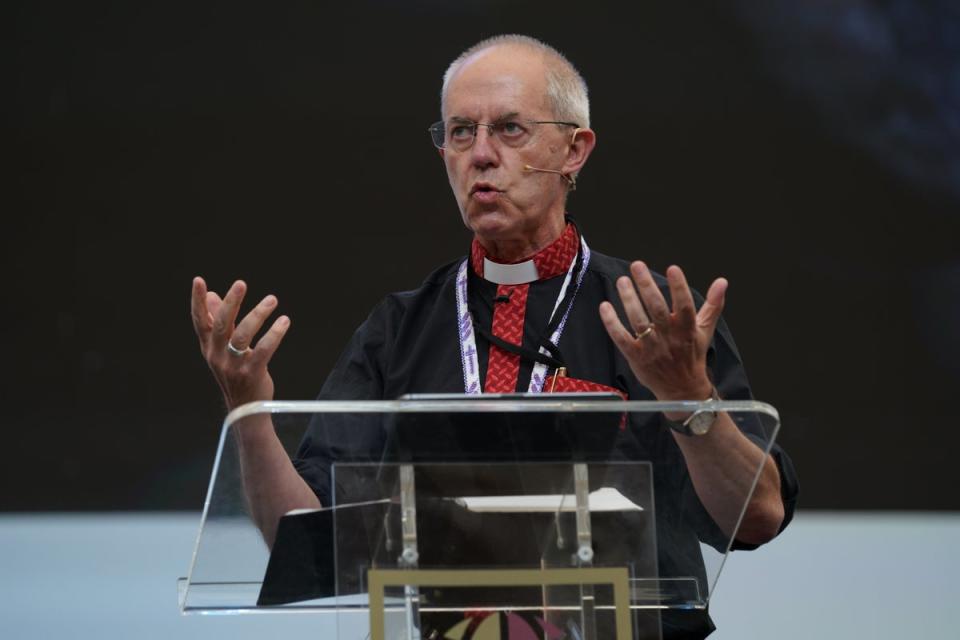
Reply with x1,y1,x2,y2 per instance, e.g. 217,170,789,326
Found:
1,512,955,638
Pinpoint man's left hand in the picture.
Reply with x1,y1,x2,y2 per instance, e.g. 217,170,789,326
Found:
599,262,727,402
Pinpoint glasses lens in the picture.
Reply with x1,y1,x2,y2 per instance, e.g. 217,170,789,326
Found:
493,120,531,147
428,122,446,148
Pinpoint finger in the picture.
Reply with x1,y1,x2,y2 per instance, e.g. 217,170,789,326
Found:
211,280,247,349
631,262,670,325
666,265,696,330
599,301,640,354
615,275,651,333
230,294,278,350
206,291,223,323
696,277,728,336
249,315,291,366
190,277,212,338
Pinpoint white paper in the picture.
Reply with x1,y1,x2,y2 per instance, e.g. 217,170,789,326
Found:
454,487,642,513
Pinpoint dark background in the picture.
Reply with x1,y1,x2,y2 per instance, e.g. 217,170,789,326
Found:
7,1,959,511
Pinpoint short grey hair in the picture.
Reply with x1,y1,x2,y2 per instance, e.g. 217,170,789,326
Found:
441,34,590,129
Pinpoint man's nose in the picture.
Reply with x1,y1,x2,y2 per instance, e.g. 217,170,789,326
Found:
469,125,499,167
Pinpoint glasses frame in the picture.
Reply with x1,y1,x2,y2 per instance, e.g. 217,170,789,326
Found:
428,119,581,150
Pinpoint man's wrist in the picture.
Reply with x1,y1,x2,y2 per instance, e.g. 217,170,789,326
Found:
662,385,721,436
658,380,715,421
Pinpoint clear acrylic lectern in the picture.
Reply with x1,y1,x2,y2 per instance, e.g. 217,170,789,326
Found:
179,396,780,639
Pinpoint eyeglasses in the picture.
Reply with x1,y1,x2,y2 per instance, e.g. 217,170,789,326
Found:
428,119,580,151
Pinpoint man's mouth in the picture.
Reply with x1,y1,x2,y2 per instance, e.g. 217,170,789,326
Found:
470,182,500,195
470,182,502,203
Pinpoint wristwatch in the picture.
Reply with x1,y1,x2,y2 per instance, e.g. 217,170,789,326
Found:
663,386,720,436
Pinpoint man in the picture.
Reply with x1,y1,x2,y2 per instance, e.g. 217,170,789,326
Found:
191,35,797,638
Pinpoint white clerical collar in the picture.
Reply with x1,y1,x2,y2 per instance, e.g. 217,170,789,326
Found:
482,257,540,285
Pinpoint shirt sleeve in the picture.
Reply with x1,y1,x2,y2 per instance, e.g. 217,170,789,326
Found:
291,297,398,504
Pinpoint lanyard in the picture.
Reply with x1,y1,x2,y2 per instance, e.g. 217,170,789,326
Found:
455,235,591,394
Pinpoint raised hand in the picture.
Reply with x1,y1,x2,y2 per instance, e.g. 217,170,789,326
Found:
599,262,727,401
190,277,291,410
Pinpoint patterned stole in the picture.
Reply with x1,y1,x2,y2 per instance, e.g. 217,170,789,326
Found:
470,224,579,393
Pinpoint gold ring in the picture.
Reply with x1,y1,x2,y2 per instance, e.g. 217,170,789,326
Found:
634,325,655,340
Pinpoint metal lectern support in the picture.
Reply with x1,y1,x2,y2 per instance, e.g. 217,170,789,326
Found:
398,464,421,640
574,462,598,640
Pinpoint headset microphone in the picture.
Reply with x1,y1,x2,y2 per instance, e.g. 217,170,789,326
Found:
523,165,577,190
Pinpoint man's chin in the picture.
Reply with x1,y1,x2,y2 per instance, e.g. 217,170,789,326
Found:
465,209,515,236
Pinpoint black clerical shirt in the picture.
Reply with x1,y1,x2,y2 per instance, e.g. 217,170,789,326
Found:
292,248,799,639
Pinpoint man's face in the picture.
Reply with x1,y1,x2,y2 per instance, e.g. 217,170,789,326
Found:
441,47,575,249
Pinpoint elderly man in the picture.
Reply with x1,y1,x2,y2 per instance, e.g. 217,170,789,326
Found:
191,34,797,638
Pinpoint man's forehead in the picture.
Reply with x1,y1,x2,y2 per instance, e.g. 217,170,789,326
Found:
443,46,550,118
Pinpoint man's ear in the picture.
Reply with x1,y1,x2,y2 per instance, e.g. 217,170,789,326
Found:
561,127,596,178
438,148,445,160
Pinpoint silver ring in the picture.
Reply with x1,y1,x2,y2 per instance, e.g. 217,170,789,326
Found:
634,325,655,340
226,341,250,357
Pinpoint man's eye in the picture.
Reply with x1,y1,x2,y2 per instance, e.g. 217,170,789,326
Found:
450,125,474,139
498,121,526,137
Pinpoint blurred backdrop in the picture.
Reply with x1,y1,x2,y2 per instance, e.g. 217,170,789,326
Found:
7,0,959,514
6,2,960,638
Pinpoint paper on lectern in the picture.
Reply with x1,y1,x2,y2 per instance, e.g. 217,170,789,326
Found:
453,487,642,513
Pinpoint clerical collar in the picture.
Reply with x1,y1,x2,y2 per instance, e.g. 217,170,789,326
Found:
470,223,580,284
481,258,538,285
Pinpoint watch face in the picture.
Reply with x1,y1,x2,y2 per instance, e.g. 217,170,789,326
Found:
688,410,717,436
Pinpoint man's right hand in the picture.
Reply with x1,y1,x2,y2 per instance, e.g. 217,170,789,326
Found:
190,277,291,411
191,277,318,543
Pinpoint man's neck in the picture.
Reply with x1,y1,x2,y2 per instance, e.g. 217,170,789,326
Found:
476,217,566,263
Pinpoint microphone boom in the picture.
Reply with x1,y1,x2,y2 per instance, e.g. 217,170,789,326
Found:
523,164,577,190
